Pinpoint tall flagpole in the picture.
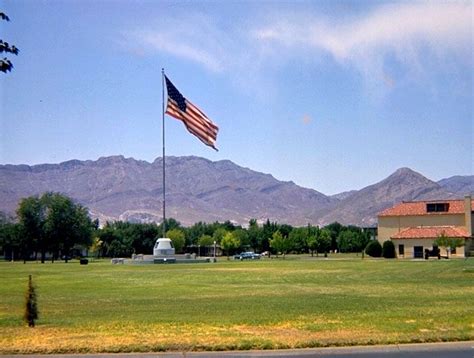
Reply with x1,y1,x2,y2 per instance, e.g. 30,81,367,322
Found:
161,68,166,238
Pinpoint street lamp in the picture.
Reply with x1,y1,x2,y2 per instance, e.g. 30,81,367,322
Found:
213,240,216,261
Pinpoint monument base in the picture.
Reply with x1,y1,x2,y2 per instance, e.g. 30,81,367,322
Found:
153,257,177,264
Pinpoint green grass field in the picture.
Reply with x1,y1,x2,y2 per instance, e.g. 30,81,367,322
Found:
1,257,473,353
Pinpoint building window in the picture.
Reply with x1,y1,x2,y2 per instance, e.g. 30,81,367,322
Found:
414,246,424,258
426,203,449,212
398,244,404,256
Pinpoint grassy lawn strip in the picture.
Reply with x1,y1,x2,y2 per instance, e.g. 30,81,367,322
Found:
0,258,473,353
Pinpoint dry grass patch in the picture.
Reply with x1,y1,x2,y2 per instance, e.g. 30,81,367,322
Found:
1,258,473,353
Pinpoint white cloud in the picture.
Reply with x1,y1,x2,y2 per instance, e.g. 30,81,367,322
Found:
124,12,282,98
253,2,472,82
125,3,472,91
139,31,224,72
255,3,472,55
129,14,235,73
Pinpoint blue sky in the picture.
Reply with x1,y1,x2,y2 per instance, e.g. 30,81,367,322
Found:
1,0,472,195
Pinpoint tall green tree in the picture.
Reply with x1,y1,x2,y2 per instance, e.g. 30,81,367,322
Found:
97,222,121,257
306,225,321,256
0,213,21,260
307,235,318,257
132,223,159,254
44,193,93,262
279,224,294,238
212,227,227,244
220,231,240,259
355,230,371,254
96,221,159,257
337,230,357,253
233,229,249,250
289,227,308,253
187,221,210,246
98,222,132,257
17,196,44,263
316,229,332,256
270,230,292,258
167,228,185,254
434,232,464,258
198,234,214,247
221,220,236,232
157,218,181,239
325,222,343,251
247,219,261,251
17,193,94,262
262,220,279,252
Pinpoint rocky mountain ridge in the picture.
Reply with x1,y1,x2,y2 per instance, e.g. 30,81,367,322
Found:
0,156,471,226
317,167,461,226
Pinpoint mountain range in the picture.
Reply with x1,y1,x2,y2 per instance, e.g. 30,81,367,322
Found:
0,155,472,227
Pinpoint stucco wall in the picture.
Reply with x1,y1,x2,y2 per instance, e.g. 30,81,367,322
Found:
392,238,465,258
378,214,465,243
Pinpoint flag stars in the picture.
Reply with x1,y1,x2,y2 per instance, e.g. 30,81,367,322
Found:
165,77,187,112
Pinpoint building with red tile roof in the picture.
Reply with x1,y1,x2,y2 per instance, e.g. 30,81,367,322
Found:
391,226,469,240
379,199,473,217
377,196,473,258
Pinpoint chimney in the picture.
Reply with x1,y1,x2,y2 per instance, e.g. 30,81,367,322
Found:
465,195,472,237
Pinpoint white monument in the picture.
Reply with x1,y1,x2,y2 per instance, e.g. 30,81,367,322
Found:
153,238,176,263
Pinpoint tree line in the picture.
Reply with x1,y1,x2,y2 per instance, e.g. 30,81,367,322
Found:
0,193,96,262
83,218,373,259
0,193,374,261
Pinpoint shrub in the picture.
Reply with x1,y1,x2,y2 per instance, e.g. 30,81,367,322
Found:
365,240,382,257
382,240,396,258
24,275,38,327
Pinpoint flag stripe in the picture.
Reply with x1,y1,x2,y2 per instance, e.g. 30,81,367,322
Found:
187,100,219,131
166,100,217,139
164,75,219,150
168,110,216,145
185,109,218,136
169,100,217,137
166,99,218,144
166,104,217,148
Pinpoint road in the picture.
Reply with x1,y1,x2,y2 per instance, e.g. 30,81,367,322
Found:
5,342,473,358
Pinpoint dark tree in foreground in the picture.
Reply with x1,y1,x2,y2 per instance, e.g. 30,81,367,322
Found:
0,212,21,260
43,193,93,262
24,275,38,327
16,193,94,262
1,12,19,73
365,240,382,257
17,197,44,263
382,240,396,258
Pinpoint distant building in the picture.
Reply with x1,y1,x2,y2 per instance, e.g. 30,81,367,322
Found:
377,195,473,258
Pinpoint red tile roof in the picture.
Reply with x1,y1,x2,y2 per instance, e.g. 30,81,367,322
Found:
391,226,469,239
378,199,473,217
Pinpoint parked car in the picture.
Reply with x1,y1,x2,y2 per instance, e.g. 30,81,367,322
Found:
234,252,261,260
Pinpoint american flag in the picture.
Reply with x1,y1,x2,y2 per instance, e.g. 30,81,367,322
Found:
165,75,219,151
